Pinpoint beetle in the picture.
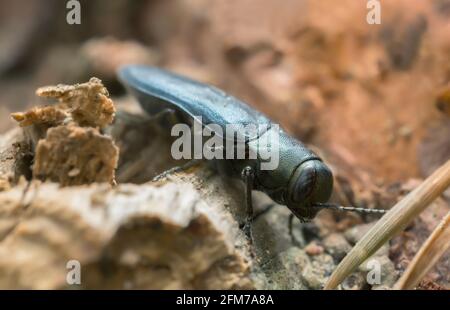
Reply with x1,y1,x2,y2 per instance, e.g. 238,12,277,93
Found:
118,65,384,239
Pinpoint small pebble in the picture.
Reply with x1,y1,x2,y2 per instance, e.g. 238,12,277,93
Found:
304,241,324,256
323,233,352,261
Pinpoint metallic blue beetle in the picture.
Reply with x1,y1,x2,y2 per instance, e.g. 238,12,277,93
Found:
118,65,334,237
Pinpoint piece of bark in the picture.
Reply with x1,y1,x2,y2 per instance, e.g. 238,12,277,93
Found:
36,77,115,128
10,106,70,151
9,78,119,186
10,106,68,128
12,77,115,131
33,124,118,186
0,171,253,289
0,128,33,189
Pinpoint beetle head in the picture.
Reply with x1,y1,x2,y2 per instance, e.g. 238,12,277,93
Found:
286,159,333,220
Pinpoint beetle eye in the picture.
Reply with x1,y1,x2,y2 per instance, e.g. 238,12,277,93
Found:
288,160,333,205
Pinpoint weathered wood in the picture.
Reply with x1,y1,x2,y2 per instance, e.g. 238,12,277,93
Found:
0,170,253,289
0,128,31,190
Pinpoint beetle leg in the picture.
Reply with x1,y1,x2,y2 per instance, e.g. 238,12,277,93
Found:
252,203,276,221
241,166,255,244
152,159,202,182
149,108,179,127
288,213,302,246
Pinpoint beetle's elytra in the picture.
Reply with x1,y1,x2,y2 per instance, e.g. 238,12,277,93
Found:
118,65,333,222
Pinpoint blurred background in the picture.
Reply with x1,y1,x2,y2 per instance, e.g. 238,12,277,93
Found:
0,0,449,187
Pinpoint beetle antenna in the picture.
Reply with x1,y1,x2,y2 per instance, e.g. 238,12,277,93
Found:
313,203,387,215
